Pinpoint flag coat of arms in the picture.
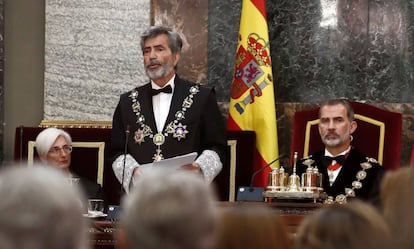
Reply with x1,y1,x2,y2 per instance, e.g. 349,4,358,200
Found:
227,0,279,187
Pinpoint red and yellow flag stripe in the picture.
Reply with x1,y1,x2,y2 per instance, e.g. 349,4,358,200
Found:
227,0,279,187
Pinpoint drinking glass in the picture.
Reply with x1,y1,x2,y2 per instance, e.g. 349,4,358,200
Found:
87,199,104,217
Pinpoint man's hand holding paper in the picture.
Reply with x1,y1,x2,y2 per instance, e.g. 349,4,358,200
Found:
134,152,198,176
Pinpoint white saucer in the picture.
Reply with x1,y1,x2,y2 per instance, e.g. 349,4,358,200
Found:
83,213,108,218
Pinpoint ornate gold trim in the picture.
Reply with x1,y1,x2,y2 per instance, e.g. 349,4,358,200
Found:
303,114,384,165
27,141,106,186
304,119,320,157
39,120,112,128
227,139,237,202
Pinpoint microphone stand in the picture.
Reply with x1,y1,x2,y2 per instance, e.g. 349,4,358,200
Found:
237,153,286,202
19,125,24,162
249,154,286,191
120,125,130,196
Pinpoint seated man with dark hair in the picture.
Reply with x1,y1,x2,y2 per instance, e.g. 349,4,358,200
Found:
295,99,384,204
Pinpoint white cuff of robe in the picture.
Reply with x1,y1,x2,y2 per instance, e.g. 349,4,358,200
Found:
112,149,223,193
112,154,138,194
195,149,222,183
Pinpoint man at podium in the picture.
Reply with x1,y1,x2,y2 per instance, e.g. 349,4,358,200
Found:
109,26,227,193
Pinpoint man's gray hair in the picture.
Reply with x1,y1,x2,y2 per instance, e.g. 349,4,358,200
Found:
140,25,183,54
120,170,218,249
0,165,88,249
35,128,72,156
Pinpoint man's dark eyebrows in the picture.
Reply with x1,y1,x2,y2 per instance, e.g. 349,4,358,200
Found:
153,44,165,49
143,44,165,50
320,116,343,121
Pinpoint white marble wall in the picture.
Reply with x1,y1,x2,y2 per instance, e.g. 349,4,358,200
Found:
44,0,150,121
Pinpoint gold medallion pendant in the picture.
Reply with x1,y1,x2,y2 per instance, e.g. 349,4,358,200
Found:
152,133,165,161
153,133,165,146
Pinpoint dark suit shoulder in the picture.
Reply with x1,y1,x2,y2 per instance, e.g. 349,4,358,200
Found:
119,84,150,99
348,148,383,168
349,148,369,160
175,76,214,93
78,177,106,200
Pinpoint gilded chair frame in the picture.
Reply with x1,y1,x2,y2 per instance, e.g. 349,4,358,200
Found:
39,120,112,128
227,139,237,202
303,114,385,165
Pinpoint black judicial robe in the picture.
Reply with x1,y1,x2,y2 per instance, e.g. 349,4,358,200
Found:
109,76,227,166
78,176,106,201
296,148,384,204
75,176,108,212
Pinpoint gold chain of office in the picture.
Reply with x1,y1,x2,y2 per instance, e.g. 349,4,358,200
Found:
128,85,200,161
324,157,377,204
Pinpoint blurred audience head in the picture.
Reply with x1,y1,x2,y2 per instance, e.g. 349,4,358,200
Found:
0,165,88,249
296,200,390,249
35,128,73,173
118,170,218,249
381,166,414,249
214,205,292,249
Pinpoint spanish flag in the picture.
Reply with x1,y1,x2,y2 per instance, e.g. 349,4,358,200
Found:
227,0,279,187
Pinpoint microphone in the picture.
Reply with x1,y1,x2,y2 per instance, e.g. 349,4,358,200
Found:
237,153,287,202
120,125,130,196
19,125,24,162
249,153,286,190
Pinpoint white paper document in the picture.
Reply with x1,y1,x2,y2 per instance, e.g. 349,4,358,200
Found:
138,152,198,174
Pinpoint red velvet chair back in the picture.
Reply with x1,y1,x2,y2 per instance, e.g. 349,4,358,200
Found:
290,102,402,170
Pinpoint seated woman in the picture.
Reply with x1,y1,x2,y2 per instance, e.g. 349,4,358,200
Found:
35,127,107,208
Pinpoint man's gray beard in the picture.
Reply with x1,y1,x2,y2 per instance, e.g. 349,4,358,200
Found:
323,138,343,147
145,65,170,80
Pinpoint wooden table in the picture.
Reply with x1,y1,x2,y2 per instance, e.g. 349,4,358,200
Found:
89,220,117,249
88,201,324,249
217,201,323,234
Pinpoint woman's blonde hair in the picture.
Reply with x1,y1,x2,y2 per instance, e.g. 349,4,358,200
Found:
296,200,390,249
215,205,292,249
381,167,414,249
